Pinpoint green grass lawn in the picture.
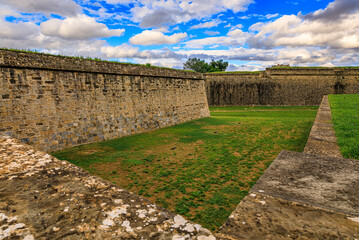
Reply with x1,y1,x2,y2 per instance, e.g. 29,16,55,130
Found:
329,94,359,160
52,106,318,231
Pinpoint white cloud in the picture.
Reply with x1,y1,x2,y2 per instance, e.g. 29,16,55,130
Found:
0,4,21,17
204,31,220,36
185,29,250,48
130,0,254,27
40,15,125,40
0,0,81,16
247,7,359,49
265,13,279,19
103,0,133,5
304,0,359,21
190,20,220,29
101,44,140,58
0,18,38,40
129,29,187,45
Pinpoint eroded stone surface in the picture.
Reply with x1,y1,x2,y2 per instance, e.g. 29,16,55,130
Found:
251,150,359,215
218,193,359,240
0,136,215,239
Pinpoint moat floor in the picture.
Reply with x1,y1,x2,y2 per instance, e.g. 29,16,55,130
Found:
53,106,318,231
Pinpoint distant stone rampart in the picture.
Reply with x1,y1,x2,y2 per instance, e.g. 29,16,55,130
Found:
0,50,210,152
206,68,359,106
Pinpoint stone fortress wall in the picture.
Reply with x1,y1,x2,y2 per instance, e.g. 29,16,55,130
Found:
0,50,210,152
205,67,359,106
1,50,359,239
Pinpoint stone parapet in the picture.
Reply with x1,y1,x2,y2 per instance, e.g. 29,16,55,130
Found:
0,50,202,79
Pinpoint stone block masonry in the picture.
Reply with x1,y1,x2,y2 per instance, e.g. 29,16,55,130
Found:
206,67,359,106
0,50,210,152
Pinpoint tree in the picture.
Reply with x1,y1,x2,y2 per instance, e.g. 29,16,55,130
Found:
183,58,210,73
183,58,228,73
209,59,229,72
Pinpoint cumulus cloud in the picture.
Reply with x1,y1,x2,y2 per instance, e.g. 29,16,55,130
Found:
190,20,220,29
101,44,140,58
177,46,359,68
304,0,359,22
185,28,250,48
103,0,133,5
40,15,125,40
129,29,187,45
130,0,254,27
247,0,359,50
0,19,38,40
265,13,279,19
0,0,81,16
204,31,220,36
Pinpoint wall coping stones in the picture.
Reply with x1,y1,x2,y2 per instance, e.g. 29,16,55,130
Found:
304,95,343,157
267,67,359,76
218,191,359,240
0,135,215,239
204,67,359,78
204,72,262,76
251,150,359,215
0,50,203,80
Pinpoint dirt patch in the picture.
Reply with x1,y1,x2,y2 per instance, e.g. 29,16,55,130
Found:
80,149,99,155
232,152,241,157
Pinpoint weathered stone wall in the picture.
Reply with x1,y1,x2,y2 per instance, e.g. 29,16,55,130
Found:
0,50,210,152
206,68,359,106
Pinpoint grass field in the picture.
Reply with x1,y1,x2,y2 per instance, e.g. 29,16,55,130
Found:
52,106,318,231
329,94,359,160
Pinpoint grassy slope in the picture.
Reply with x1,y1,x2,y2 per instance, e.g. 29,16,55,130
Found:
329,94,359,159
52,106,317,231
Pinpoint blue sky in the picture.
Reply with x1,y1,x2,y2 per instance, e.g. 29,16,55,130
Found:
1,0,359,70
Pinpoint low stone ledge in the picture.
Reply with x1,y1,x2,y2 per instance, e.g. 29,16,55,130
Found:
0,136,215,240
218,193,359,240
251,150,359,216
304,95,342,157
